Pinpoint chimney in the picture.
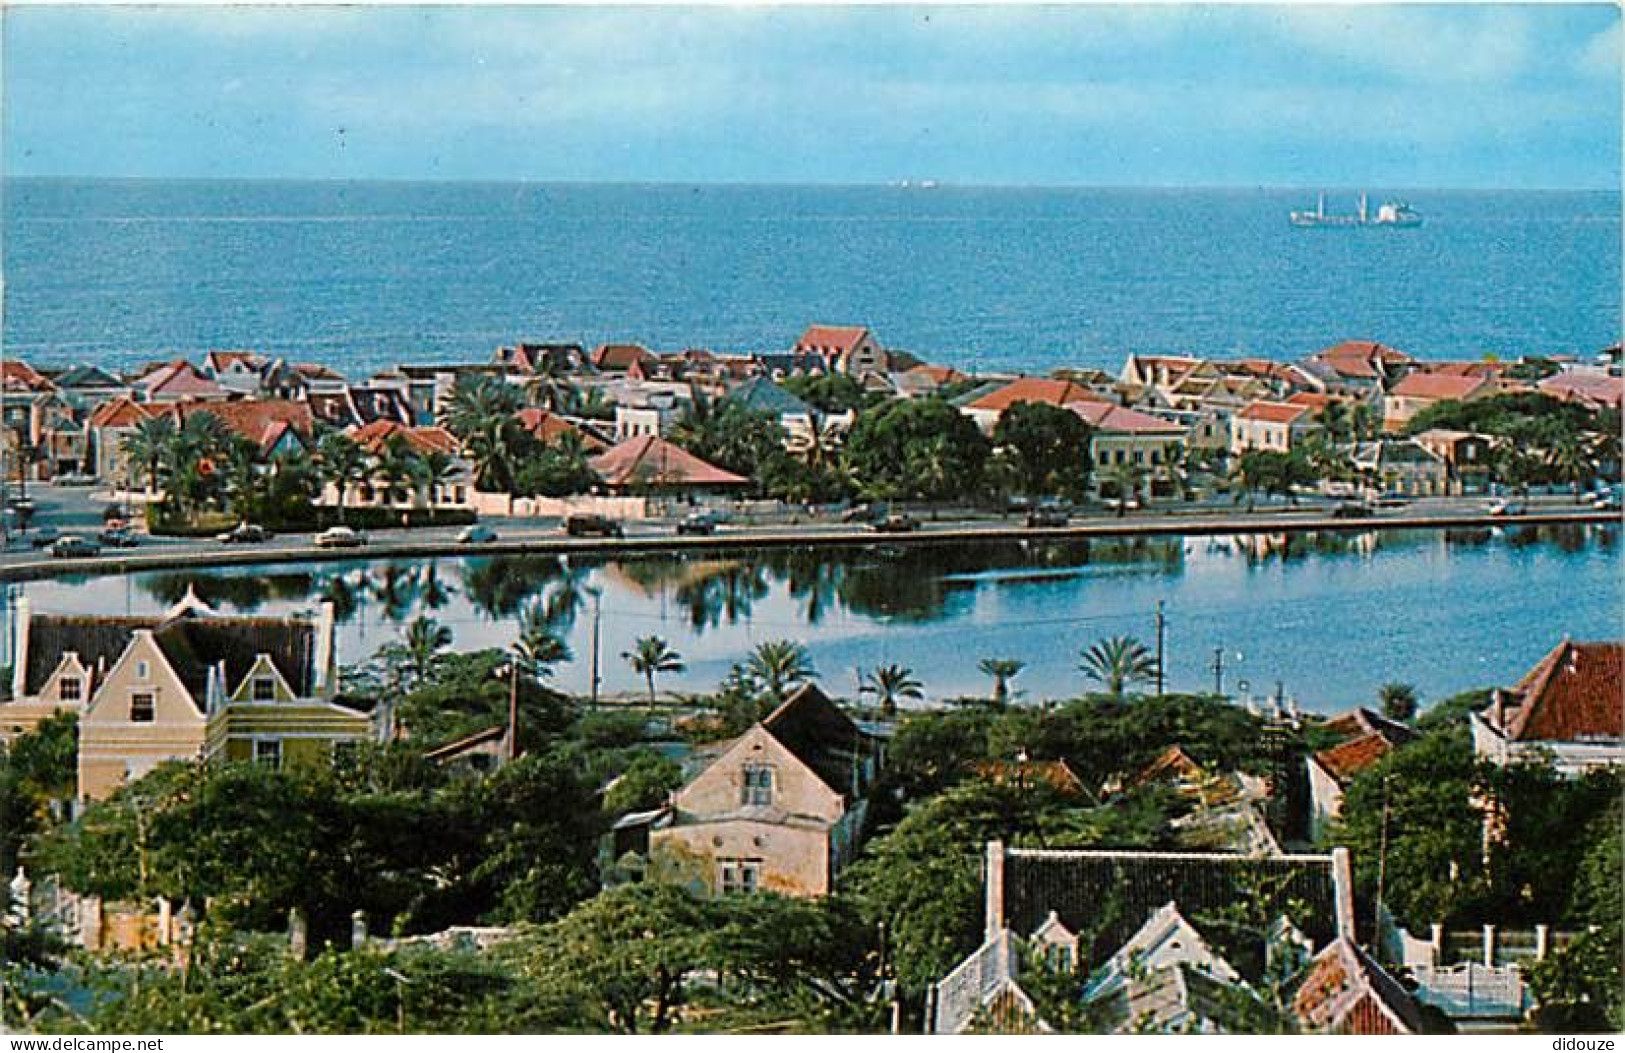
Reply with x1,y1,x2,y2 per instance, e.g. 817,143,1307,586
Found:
11,596,30,699
984,840,1006,940
311,601,336,696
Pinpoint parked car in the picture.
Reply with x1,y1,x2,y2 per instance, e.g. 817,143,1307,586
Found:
1373,494,1411,509
218,523,272,544
50,535,101,558
1486,500,1526,517
1103,496,1142,514
1331,501,1376,519
564,514,624,539
841,503,878,524
52,473,97,487
29,526,61,549
1592,492,1621,512
676,511,722,536
98,526,140,548
870,513,920,534
1026,505,1069,528
313,525,366,549
457,524,499,544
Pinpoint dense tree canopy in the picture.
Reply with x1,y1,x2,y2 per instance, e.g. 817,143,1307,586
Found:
843,398,991,501
991,401,1095,500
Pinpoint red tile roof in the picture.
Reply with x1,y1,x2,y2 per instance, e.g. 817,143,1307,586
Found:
89,396,160,429
514,408,608,450
1389,372,1492,401
139,360,225,399
1313,732,1396,786
967,377,1108,414
1494,640,1623,743
0,360,55,393
975,759,1088,796
176,399,313,447
350,419,460,456
1294,938,1424,1035
1310,341,1414,379
591,435,748,489
591,344,658,372
794,324,871,356
1285,391,1335,411
1236,400,1314,424
1429,360,1504,379
1539,371,1625,410
905,363,969,384
1068,401,1185,435
203,350,264,373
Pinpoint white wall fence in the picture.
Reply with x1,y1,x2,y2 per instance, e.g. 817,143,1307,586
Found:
1377,904,1571,1020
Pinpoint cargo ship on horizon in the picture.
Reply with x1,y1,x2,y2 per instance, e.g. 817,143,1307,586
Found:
1290,192,1422,228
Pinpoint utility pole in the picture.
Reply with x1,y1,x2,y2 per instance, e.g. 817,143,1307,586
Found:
1154,600,1166,695
507,660,519,762
588,590,602,710
1375,776,1392,941
1210,646,1225,696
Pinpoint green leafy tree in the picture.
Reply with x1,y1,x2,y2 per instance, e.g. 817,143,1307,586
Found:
403,615,453,686
602,751,683,815
1377,682,1419,723
843,398,991,502
315,429,368,524
623,635,685,710
1078,635,1160,697
121,414,177,494
991,401,1095,500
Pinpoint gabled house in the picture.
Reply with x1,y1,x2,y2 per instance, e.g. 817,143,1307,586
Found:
202,351,270,394
0,592,370,801
1306,710,1417,840
930,841,1357,1034
1066,401,1186,484
494,342,591,377
1471,639,1623,776
590,343,659,374
135,360,227,403
1292,937,1426,1035
1298,341,1415,397
513,408,609,451
1230,401,1323,456
646,683,883,897
1344,439,1449,497
792,324,887,378
1413,429,1495,494
1383,372,1497,433
50,364,131,406
1538,368,1624,412
344,420,472,512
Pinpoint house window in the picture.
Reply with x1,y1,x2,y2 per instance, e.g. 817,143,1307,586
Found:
718,858,761,895
740,764,774,807
129,692,155,723
136,660,150,681
254,739,283,768
59,677,82,702
252,675,277,702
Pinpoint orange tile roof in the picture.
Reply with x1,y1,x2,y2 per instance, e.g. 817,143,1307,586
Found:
591,435,748,488
1495,640,1623,743
140,360,224,399
176,399,313,447
967,376,1108,413
514,408,607,450
350,419,460,456
591,344,657,372
1539,371,1625,410
905,363,968,384
794,324,871,356
1285,391,1335,411
1313,732,1396,786
1310,341,1413,379
0,360,55,393
1237,400,1314,424
975,759,1088,796
1389,373,1491,401
89,396,160,429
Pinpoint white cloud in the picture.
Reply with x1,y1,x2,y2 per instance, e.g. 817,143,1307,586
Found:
1577,20,1621,80
1264,6,1533,86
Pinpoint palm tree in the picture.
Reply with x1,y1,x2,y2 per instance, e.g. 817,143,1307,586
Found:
978,657,1026,710
1378,682,1419,722
1102,462,1145,517
745,639,817,704
1491,437,1537,498
623,635,685,711
418,450,461,523
513,598,573,682
121,414,177,495
1079,634,1160,697
1546,433,1593,502
1321,400,1351,444
316,430,368,525
220,435,261,520
522,354,574,412
374,433,425,515
402,615,452,685
861,663,923,718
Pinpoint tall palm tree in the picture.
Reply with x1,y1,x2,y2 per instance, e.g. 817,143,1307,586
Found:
220,435,261,520
121,414,177,495
1079,634,1160,697
978,657,1026,710
623,635,685,711
418,450,461,523
374,433,425,513
316,430,368,525
403,614,452,686
1320,400,1351,444
1546,433,1593,502
861,663,923,718
522,354,574,412
745,639,817,704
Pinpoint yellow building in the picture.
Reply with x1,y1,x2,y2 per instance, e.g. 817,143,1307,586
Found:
1,589,372,801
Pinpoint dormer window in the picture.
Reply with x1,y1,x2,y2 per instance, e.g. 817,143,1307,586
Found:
60,677,82,702
252,675,277,702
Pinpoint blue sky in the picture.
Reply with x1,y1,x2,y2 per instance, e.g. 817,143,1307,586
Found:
3,4,1619,188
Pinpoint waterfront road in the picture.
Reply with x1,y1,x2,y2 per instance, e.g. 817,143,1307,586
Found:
0,485,1616,583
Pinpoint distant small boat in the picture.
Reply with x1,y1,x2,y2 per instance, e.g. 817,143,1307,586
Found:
1290,192,1422,228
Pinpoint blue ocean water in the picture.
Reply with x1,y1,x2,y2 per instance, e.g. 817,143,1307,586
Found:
2,178,1619,378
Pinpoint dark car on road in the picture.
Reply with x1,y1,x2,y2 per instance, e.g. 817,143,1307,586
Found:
870,513,920,534
98,526,140,548
51,535,102,558
458,524,499,544
1026,505,1069,528
218,523,272,544
676,511,722,536
1331,501,1376,519
30,526,61,549
565,514,625,538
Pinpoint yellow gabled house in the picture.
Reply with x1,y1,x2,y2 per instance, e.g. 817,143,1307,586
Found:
1,588,372,801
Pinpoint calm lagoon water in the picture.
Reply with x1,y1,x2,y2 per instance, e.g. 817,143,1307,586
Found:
4,180,1619,376
9,524,1619,712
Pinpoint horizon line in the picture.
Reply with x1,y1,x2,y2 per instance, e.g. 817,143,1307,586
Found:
3,173,1619,195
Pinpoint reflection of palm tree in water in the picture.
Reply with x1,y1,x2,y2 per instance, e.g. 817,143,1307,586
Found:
674,562,771,631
